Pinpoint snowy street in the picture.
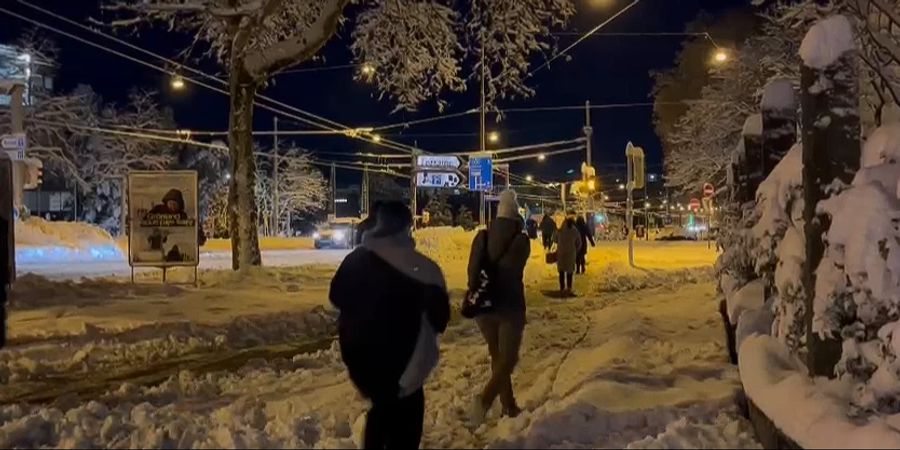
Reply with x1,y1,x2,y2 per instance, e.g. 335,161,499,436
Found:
0,277,757,448
0,228,760,448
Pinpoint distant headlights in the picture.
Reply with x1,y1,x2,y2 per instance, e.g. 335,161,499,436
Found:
333,230,346,241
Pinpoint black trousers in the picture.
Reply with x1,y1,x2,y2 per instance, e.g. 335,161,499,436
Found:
576,252,587,274
558,272,573,291
364,388,425,449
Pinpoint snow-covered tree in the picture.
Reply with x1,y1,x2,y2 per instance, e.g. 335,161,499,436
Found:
104,0,575,269
656,14,799,190
766,0,900,130
256,149,328,236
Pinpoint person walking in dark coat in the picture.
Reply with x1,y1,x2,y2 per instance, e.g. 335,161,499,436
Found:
575,216,595,274
467,190,531,422
555,218,582,295
539,214,556,251
330,201,450,449
525,218,538,240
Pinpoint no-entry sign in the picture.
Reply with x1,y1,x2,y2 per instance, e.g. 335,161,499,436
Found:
690,198,701,211
703,182,715,199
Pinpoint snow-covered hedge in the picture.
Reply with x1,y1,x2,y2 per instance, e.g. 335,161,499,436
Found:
812,124,900,414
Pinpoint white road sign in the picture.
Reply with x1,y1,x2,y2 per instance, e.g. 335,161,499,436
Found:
416,155,461,170
1,133,26,160
417,171,462,188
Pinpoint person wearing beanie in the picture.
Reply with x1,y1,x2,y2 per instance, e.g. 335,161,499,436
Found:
466,189,531,422
330,201,450,449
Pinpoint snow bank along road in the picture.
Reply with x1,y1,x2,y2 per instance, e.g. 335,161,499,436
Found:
16,249,351,280
0,231,759,448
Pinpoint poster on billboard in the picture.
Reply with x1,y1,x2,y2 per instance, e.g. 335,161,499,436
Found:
128,171,199,268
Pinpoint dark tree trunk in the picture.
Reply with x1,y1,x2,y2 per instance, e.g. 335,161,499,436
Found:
227,67,262,271
800,41,860,378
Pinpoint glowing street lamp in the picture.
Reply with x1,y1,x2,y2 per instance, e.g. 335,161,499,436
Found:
361,63,375,75
526,175,534,182
488,131,500,143
170,75,186,90
372,134,382,143
713,49,728,64
618,183,625,190
644,202,651,208
538,153,547,161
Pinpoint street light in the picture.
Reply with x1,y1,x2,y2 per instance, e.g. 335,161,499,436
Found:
618,183,625,190
538,153,546,161
714,49,728,64
361,63,375,75
644,202,651,208
372,134,382,143
526,175,534,182
488,131,500,143
170,75,186,90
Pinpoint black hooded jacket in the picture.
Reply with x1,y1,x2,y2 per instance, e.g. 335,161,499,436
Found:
330,233,450,401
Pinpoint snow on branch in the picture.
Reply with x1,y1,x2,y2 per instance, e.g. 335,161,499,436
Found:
352,0,465,113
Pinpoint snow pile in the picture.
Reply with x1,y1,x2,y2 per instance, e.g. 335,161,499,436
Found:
625,411,761,449
813,125,900,412
800,15,856,69
743,113,763,137
740,335,900,448
14,218,124,264
726,279,765,326
761,78,796,112
861,123,900,168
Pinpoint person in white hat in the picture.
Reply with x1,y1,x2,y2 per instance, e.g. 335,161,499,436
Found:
466,189,530,421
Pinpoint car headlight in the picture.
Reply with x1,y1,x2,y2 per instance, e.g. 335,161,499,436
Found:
333,230,345,241
313,232,320,239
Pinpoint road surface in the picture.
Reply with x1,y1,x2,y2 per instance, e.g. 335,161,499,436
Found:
16,249,351,280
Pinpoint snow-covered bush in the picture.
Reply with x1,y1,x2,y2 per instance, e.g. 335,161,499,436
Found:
814,124,900,414
751,144,807,352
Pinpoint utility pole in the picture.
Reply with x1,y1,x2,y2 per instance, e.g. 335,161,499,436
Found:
644,182,650,241
273,117,279,236
410,147,418,227
8,83,24,214
479,41,487,227
331,163,337,218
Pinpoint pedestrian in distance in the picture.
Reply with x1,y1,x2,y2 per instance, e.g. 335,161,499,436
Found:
330,201,450,449
525,217,539,240
555,217,582,296
539,213,556,251
466,190,530,422
575,216,595,275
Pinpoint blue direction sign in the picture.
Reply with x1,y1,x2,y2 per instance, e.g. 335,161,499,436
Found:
468,156,493,192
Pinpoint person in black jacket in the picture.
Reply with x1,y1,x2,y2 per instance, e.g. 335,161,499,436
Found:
330,201,449,449
355,201,383,247
575,216,595,274
467,190,530,421
539,213,556,251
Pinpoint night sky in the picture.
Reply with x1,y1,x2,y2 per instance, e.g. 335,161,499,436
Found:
0,0,751,187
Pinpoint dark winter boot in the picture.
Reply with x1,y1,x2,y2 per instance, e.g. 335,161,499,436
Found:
502,405,522,418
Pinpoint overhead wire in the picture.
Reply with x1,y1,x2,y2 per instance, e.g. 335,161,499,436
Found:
529,0,642,77
9,1,420,155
